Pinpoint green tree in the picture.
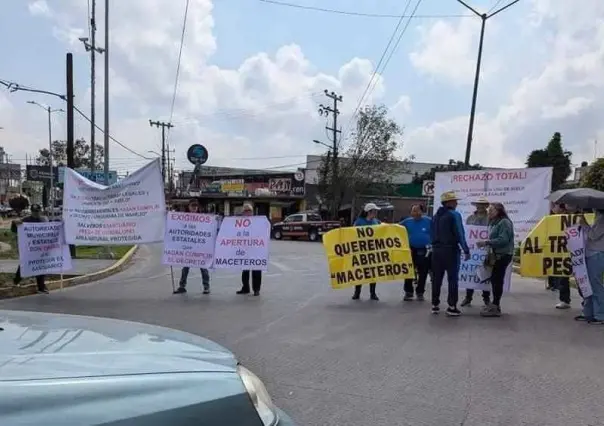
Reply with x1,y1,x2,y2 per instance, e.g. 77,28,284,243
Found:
413,159,482,184
317,104,403,217
526,132,572,190
581,158,604,191
8,195,29,213
36,139,105,169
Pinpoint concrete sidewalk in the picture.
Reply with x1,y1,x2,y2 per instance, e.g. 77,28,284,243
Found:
0,259,115,275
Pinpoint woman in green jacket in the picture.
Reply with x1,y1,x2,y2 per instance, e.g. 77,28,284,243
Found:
476,202,515,317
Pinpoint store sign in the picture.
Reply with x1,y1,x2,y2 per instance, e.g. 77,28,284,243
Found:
26,165,58,183
269,178,292,192
187,144,209,165
197,173,305,197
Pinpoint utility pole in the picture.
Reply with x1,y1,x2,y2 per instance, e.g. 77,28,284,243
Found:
458,0,521,167
149,120,173,185
79,0,105,179
166,147,175,192
66,52,76,257
318,89,342,219
103,0,110,185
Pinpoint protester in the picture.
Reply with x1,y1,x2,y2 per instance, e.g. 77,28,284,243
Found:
237,203,262,296
11,204,49,294
549,203,573,309
578,211,604,324
352,203,381,301
462,197,491,307
401,204,431,301
476,203,515,317
173,198,211,295
430,191,470,317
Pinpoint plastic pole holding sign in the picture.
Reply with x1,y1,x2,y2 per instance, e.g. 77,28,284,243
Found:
520,213,594,278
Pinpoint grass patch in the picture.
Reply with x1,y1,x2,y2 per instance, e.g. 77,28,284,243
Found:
0,272,79,288
75,245,134,260
0,230,18,259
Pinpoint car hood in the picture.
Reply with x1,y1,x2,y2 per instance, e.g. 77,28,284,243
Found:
0,310,238,381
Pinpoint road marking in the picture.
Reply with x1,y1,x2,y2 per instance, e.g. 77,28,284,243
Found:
270,260,293,271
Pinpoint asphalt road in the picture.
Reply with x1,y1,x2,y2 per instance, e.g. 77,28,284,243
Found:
1,241,603,426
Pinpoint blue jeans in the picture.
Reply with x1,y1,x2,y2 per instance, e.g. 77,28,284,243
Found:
179,267,210,290
431,247,460,307
583,252,604,321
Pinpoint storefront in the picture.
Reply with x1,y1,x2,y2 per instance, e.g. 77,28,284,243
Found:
175,170,306,222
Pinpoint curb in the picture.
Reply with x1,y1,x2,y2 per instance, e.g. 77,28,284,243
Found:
0,245,139,299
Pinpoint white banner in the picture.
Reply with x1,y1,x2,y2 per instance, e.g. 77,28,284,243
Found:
62,159,166,245
565,225,592,298
434,167,552,242
213,216,270,271
18,222,72,277
458,225,512,291
162,212,218,268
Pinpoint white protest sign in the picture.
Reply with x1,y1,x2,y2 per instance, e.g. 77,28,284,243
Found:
18,222,72,277
457,225,512,292
62,159,166,245
434,167,552,242
213,215,270,271
162,212,217,268
565,225,592,298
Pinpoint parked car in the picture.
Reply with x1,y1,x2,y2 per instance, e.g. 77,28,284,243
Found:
271,212,341,241
0,310,296,426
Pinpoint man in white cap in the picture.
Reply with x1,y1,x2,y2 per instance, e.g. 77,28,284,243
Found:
462,196,491,307
351,202,381,301
430,191,470,317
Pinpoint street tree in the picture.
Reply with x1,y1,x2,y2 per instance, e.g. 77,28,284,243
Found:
581,158,604,191
36,139,105,169
8,195,29,213
526,132,572,190
413,159,482,183
317,104,403,216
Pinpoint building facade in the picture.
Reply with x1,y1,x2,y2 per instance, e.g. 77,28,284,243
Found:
176,166,306,222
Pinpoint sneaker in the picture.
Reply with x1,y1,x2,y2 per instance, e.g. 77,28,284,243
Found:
480,304,502,317
236,288,250,295
556,302,571,309
460,298,472,307
370,294,380,301
574,315,591,322
403,294,414,301
253,291,260,297
37,288,49,294
588,319,604,325
203,288,210,295
173,287,187,294
431,305,440,315
446,307,462,317
416,294,425,302
352,293,360,300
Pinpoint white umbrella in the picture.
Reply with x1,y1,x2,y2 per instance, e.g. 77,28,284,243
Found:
546,188,604,209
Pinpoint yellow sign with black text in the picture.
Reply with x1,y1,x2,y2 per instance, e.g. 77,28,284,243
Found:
520,213,594,277
322,224,415,289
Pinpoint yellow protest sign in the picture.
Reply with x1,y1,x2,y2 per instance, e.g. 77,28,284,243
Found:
520,213,594,277
322,224,415,289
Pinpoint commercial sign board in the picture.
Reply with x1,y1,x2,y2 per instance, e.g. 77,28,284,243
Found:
0,163,22,180
196,172,305,197
26,165,58,184
187,144,209,165
57,167,118,185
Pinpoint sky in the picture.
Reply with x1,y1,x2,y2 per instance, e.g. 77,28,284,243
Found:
0,0,603,177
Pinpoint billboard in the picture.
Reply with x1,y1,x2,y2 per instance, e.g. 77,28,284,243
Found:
26,165,58,184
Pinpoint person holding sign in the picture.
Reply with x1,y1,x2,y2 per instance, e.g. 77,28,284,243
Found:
173,199,212,295
431,192,470,317
400,205,431,301
351,203,381,301
476,203,515,317
462,197,492,307
578,211,604,324
11,204,49,294
236,203,263,296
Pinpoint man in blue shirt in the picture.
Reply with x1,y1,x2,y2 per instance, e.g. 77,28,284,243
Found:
401,204,431,301
431,191,470,317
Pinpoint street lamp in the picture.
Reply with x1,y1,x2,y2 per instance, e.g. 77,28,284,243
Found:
27,101,64,211
457,0,521,167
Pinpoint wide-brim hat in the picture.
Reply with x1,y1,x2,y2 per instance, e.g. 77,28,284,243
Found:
471,196,490,205
440,191,459,203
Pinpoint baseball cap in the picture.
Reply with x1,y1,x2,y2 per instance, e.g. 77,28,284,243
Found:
363,202,381,212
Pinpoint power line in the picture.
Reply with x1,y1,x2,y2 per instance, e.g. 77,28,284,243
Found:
258,0,470,19
165,0,190,149
73,105,151,159
340,0,413,141
487,0,504,14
